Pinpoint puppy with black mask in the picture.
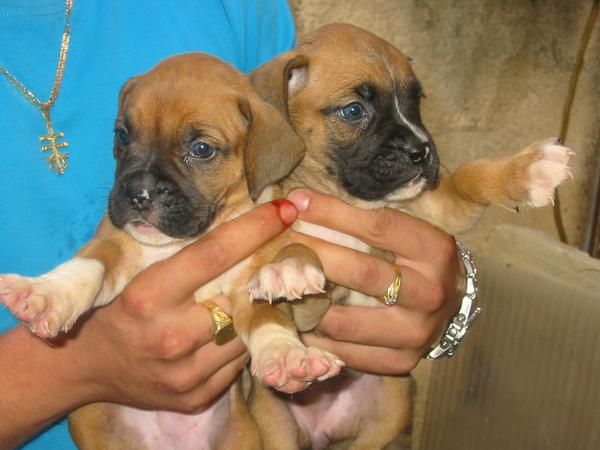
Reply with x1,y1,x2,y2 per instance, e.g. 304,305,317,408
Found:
247,23,573,449
0,53,311,450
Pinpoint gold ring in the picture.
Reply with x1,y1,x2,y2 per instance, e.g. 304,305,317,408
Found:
380,267,402,306
202,300,236,346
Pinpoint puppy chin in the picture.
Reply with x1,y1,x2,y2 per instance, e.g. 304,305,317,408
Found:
384,177,428,202
124,221,182,247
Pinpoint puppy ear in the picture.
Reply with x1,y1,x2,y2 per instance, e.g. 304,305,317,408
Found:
250,53,309,118
239,95,305,200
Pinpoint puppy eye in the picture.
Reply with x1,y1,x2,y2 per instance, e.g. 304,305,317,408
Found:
339,102,366,121
189,141,216,161
114,127,129,145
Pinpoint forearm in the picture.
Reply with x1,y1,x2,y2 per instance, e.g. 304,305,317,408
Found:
0,327,94,448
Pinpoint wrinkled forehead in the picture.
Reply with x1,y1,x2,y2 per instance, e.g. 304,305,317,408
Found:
300,32,418,99
118,58,248,139
125,76,242,113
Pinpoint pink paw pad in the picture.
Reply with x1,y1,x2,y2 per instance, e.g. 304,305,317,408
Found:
252,344,344,394
0,275,60,338
0,275,32,311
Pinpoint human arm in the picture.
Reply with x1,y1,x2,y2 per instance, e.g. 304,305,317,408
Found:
289,189,464,374
0,200,297,449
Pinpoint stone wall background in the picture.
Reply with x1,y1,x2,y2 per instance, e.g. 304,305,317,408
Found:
289,0,600,252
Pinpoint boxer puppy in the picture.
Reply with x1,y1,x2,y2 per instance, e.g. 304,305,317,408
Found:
246,23,573,449
0,53,339,449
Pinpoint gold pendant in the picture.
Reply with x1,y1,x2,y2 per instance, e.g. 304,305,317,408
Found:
39,108,69,175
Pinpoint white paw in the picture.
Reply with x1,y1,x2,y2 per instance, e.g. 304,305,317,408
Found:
0,258,105,339
251,340,344,394
526,138,574,207
247,257,326,302
0,274,73,338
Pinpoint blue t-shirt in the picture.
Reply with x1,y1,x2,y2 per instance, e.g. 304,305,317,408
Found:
0,0,295,448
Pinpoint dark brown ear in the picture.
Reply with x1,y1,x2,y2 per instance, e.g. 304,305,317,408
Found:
239,94,305,200
250,53,309,118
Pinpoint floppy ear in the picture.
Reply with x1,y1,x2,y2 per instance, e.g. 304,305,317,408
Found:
250,53,309,119
239,94,305,201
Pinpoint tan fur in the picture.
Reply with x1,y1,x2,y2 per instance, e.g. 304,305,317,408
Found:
405,140,550,233
249,23,572,449
57,53,305,448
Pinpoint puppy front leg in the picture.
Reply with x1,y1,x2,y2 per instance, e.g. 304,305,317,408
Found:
248,242,331,332
0,225,139,339
247,243,326,303
234,298,343,394
406,138,573,234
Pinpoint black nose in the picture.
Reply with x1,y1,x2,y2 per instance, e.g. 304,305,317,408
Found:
123,172,156,211
403,142,431,164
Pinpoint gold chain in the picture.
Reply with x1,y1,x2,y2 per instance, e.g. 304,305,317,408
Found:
0,0,73,175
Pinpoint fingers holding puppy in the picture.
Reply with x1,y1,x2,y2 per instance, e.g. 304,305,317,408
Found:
288,189,461,310
80,202,296,409
287,232,440,311
288,189,454,262
123,200,298,312
288,189,463,373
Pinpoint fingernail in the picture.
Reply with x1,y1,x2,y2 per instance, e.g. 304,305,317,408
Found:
271,199,297,228
287,190,310,212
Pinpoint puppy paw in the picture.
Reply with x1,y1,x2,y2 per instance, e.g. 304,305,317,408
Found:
247,257,326,303
251,341,345,394
521,138,574,207
0,274,68,338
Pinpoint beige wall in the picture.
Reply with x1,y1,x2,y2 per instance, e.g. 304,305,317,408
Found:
289,0,600,252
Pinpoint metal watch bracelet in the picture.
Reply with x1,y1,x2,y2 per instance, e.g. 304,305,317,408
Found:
426,240,481,359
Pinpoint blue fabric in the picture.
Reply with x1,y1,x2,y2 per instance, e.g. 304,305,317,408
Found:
0,0,295,448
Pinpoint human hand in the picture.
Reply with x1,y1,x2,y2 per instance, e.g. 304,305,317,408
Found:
67,200,298,412
288,190,463,375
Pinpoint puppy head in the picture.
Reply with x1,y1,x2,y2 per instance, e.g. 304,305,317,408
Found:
108,53,304,246
251,23,439,202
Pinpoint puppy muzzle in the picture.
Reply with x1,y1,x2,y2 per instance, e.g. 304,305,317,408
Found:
370,141,432,181
109,168,214,239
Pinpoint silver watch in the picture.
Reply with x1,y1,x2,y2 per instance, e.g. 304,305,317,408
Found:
426,241,481,359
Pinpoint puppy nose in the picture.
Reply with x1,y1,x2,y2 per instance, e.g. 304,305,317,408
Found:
123,173,156,211
128,189,152,210
404,142,430,164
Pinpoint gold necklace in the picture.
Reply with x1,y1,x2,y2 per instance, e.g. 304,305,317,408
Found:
0,0,73,175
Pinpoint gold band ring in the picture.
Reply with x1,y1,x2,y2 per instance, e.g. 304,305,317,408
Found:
202,300,237,346
380,267,402,306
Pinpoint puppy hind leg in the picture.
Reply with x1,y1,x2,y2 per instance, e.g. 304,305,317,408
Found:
215,377,263,450
69,403,144,450
234,300,343,394
347,376,414,450
249,381,303,450
239,245,343,393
